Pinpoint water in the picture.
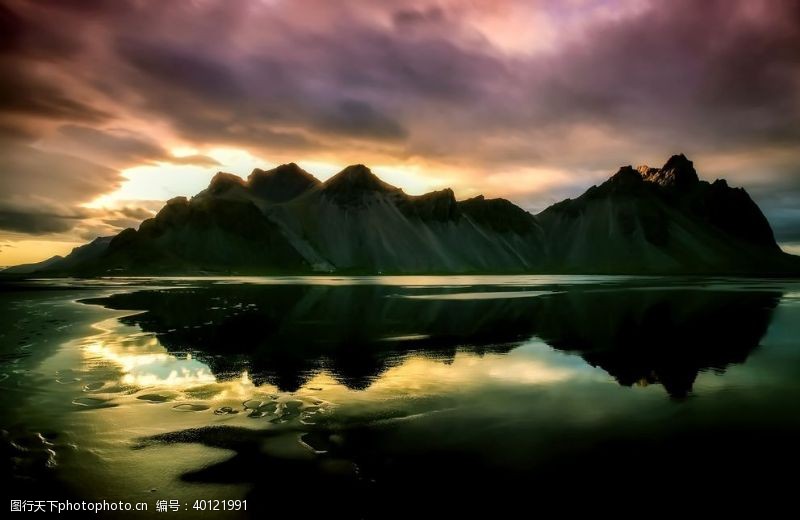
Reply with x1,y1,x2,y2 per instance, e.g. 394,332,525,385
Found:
1,276,799,516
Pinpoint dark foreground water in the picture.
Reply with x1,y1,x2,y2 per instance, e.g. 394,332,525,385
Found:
1,276,800,517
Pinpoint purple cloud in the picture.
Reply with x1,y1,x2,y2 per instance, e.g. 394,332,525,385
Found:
0,0,798,241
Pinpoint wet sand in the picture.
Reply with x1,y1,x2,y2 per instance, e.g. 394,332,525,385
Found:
1,276,800,517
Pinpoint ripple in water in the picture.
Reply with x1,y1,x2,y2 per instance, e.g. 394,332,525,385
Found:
213,406,239,415
183,385,222,400
72,397,115,409
242,399,266,410
269,400,306,423
172,403,210,412
246,401,278,418
3,430,62,474
299,431,335,454
137,393,178,403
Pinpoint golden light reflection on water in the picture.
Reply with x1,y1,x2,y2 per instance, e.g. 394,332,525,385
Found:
344,354,576,398
79,313,585,410
85,342,217,387
79,317,267,402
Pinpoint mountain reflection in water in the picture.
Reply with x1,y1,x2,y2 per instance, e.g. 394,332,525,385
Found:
85,283,781,398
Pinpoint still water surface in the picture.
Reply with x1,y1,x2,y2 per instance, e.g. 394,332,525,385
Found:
2,276,799,516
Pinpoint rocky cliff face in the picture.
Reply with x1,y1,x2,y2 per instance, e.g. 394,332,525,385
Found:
12,154,799,276
41,163,546,275
93,195,307,274
636,153,699,189
266,164,546,273
537,154,791,274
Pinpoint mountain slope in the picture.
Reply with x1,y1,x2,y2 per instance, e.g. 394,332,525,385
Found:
3,236,113,274
3,254,65,275
32,163,546,275
95,197,307,274
266,164,545,273
537,154,798,274
48,197,307,275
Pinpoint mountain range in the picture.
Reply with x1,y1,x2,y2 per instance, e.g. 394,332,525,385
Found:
6,154,799,276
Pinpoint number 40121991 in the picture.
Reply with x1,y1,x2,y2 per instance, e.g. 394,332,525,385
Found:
192,500,247,511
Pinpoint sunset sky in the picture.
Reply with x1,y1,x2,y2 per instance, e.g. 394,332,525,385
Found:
1,0,799,265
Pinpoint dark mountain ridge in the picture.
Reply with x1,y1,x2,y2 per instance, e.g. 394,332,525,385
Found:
6,154,799,276
537,154,792,273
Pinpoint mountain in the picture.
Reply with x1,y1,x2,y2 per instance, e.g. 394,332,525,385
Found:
37,163,545,275
247,163,320,203
266,164,545,273
2,236,113,274
537,154,796,274
7,154,799,276
89,196,307,274
2,254,65,275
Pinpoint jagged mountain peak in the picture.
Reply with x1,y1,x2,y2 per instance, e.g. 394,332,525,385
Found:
248,162,317,183
398,188,460,222
610,165,644,184
415,187,456,201
459,195,541,235
326,164,396,187
536,153,795,273
662,153,695,172
637,153,699,189
322,164,401,203
165,196,189,206
338,163,371,175
247,163,320,202
208,171,246,195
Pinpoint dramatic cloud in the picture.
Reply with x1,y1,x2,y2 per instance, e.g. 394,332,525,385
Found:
0,0,799,259
52,125,219,168
0,141,121,233
94,205,157,233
